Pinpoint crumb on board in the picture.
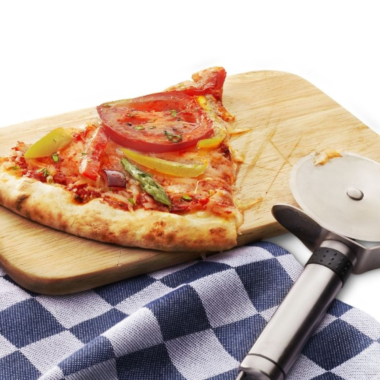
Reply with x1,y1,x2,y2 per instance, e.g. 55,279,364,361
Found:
227,125,251,136
230,146,245,163
235,197,263,211
314,150,342,165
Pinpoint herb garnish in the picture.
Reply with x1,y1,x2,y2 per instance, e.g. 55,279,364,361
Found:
37,168,51,177
164,130,182,143
170,110,178,117
121,158,171,208
51,153,59,163
182,194,192,201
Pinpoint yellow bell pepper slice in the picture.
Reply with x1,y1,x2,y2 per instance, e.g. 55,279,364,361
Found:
196,95,210,111
24,128,73,159
197,128,226,149
196,96,227,149
121,148,207,178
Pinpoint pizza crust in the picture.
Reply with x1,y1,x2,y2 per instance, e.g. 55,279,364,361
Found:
0,170,239,252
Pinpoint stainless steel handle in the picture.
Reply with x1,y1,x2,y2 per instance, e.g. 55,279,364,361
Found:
237,241,354,379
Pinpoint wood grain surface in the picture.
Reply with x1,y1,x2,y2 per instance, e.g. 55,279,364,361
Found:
1,70,380,295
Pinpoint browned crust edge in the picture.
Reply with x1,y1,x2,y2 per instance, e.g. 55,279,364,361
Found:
0,170,240,252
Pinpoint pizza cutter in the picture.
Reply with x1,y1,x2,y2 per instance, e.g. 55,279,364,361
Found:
237,152,380,380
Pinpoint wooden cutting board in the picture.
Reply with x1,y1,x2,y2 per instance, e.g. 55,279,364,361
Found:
1,70,380,295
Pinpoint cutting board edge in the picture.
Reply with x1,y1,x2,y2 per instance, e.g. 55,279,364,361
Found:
1,220,287,295
1,249,201,295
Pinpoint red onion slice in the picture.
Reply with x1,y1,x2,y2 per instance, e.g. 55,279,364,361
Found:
101,170,126,188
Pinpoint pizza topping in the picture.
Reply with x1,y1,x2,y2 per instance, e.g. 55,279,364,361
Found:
79,126,108,180
197,128,226,149
196,95,210,111
26,163,57,183
97,91,214,153
169,67,226,101
121,148,208,178
3,162,20,170
37,167,51,177
5,125,235,217
71,183,102,203
121,157,171,208
168,68,235,122
51,153,60,163
164,130,182,143
101,170,126,188
24,128,73,159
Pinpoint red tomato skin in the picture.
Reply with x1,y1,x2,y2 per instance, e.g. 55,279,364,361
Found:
97,92,214,153
183,67,226,100
102,125,213,153
79,127,108,180
97,68,229,153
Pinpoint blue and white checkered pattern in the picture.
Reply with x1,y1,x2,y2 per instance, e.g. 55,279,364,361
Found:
1,242,380,379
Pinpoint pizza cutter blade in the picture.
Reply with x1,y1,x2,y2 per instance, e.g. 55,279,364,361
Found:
237,152,380,380
290,152,380,242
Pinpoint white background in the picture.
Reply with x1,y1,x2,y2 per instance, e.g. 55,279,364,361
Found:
1,1,380,321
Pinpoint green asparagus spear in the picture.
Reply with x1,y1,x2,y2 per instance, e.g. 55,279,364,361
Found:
121,158,171,208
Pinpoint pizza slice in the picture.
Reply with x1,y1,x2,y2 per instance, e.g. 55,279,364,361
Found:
0,67,244,252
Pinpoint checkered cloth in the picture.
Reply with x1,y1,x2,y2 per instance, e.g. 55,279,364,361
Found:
1,242,380,380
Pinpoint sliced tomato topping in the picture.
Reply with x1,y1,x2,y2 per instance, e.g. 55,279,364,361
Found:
97,91,214,153
182,66,227,100
79,127,108,180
